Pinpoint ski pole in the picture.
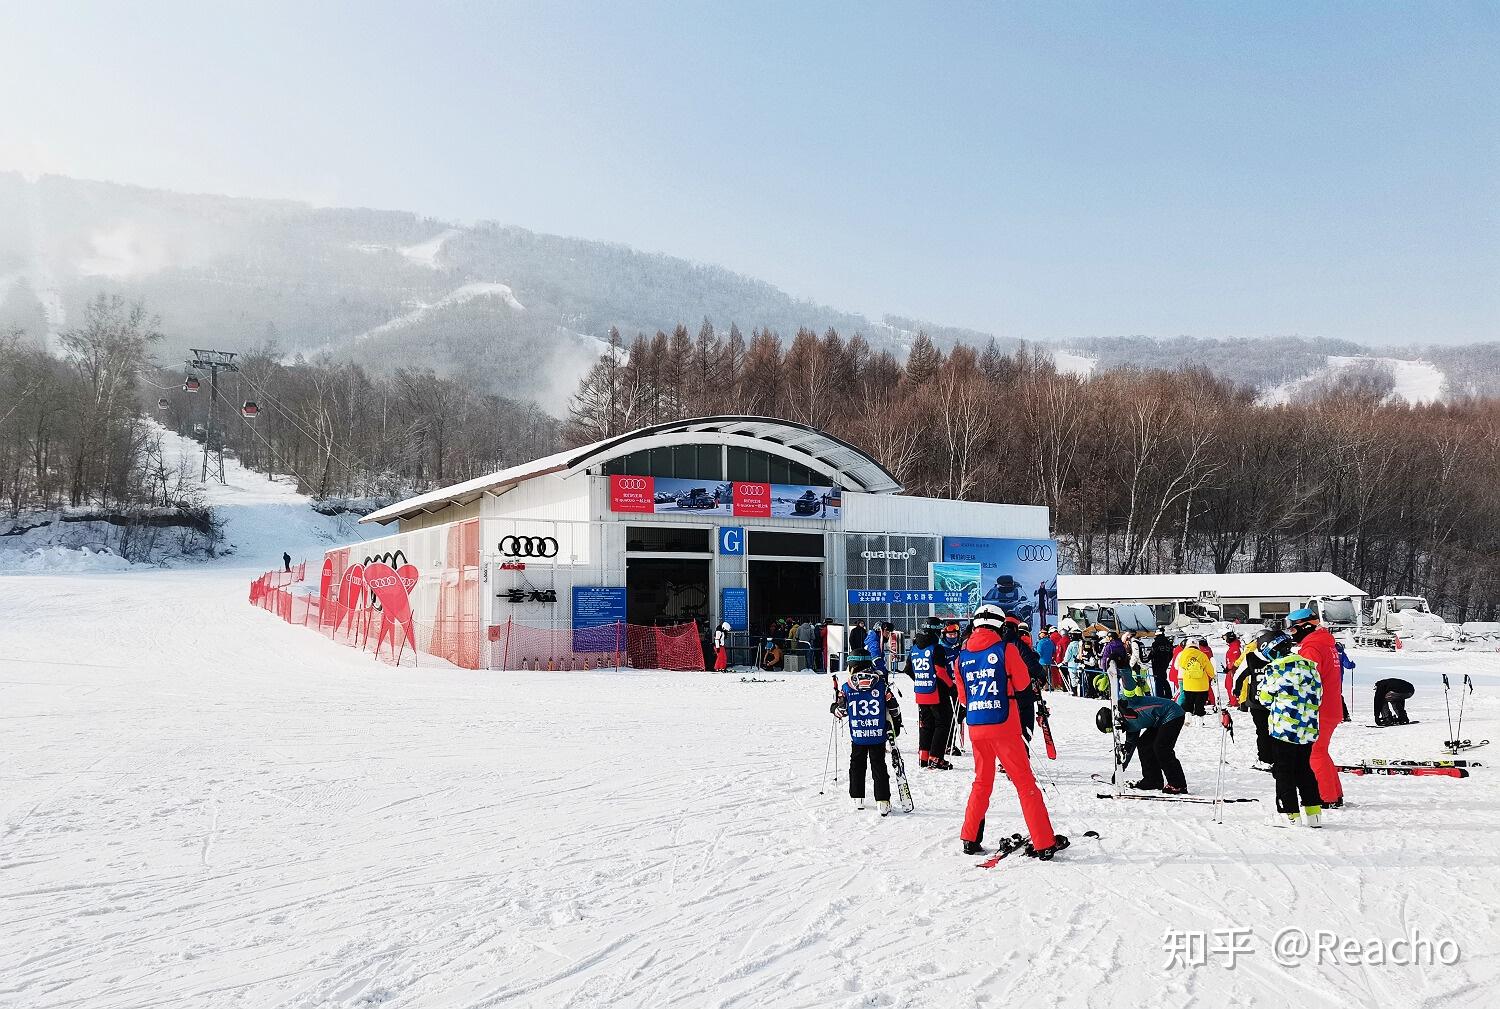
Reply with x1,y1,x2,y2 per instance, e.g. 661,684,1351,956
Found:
818,715,837,794
1212,708,1231,824
1455,674,1473,744
1443,674,1454,744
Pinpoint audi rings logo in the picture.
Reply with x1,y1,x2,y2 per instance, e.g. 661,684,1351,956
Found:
1015,543,1053,562
500,535,559,559
738,483,768,497
862,548,917,560
616,477,649,491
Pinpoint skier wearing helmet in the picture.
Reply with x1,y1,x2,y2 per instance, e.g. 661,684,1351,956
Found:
1254,631,1325,827
903,626,956,769
1287,607,1344,807
955,604,1065,859
831,650,903,815
1222,630,1242,698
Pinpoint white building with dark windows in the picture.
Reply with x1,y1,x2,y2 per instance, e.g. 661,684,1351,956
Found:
326,416,1054,669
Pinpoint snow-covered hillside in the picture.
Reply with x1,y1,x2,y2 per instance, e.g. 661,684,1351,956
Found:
1051,348,1097,377
1260,355,1446,406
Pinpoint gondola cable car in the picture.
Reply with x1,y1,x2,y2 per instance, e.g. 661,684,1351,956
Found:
183,376,201,393
240,400,259,419
157,397,170,411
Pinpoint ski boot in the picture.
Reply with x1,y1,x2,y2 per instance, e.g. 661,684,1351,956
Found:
1127,779,1160,792
877,800,891,817
930,758,954,770
1025,834,1071,860
853,797,866,811
1304,806,1323,828
962,818,986,854
1268,810,1298,828
1324,798,1346,809
1161,784,1186,795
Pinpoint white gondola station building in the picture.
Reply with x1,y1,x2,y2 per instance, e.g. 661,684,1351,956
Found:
325,416,1056,669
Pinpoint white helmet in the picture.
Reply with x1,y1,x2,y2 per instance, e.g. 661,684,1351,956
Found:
971,604,1006,633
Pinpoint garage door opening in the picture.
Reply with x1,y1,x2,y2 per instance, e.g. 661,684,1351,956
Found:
627,558,710,628
749,559,822,633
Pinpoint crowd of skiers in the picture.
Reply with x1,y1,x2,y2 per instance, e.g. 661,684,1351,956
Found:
824,603,1354,859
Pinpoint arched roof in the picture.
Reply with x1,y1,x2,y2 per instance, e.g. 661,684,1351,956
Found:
361,415,901,525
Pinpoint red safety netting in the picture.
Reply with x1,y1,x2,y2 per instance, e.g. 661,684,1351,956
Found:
488,618,706,672
248,564,418,667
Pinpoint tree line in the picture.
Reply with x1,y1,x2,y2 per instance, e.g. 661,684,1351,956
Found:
567,323,1500,621
0,294,557,525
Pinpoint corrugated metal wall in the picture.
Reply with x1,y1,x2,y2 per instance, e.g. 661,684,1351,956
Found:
841,492,1049,539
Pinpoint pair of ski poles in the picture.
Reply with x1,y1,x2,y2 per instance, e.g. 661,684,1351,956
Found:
1443,673,1474,747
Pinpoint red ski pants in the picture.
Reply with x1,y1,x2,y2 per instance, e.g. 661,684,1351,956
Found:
961,721,1055,849
1310,709,1343,803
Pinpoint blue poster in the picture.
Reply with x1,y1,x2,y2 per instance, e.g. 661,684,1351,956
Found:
722,587,748,631
572,586,627,652
650,477,734,515
941,538,1059,633
718,526,745,555
847,589,970,606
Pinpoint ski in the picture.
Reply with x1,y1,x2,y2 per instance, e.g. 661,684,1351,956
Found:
1036,695,1058,760
1444,739,1489,752
1095,791,1258,804
1340,764,1469,778
1350,758,1483,768
888,735,916,813
1363,721,1422,728
975,832,1027,868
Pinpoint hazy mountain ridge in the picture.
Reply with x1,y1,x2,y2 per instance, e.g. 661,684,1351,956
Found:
0,172,1491,409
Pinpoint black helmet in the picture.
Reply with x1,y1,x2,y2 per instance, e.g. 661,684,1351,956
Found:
1224,630,1239,642
913,628,936,648
1254,630,1293,660
1095,706,1115,734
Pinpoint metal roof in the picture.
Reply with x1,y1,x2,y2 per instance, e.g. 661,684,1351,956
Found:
1057,571,1367,603
361,415,902,525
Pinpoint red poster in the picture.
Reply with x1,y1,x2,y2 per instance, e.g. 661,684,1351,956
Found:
319,557,333,603
610,474,655,513
364,561,416,658
733,481,772,518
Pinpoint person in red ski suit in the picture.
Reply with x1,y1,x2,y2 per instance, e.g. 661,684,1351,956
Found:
1289,608,1344,806
955,605,1059,856
1222,630,1242,698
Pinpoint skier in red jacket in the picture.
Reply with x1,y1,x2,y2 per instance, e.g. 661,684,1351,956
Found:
1222,630,1242,697
955,604,1065,858
1288,608,1344,807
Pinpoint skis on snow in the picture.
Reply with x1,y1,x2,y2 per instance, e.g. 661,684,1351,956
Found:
1364,721,1422,728
1339,764,1470,779
975,829,1096,868
1349,758,1483,768
1444,739,1489,753
1089,773,1257,803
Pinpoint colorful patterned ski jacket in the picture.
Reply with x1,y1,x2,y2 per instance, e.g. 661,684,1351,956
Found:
1256,653,1324,745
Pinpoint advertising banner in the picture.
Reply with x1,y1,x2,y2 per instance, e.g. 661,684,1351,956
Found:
363,561,417,657
848,588,971,606
572,586,627,652
609,475,656,513
608,476,842,520
928,562,982,618
941,537,1059,632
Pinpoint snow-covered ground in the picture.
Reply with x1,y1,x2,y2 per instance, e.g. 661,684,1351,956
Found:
1,554,1495,1007
1050,348,1097,378
1259,355,1446,406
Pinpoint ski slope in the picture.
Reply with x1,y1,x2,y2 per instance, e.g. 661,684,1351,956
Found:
1,554,1495,1007
1259,355,1446,406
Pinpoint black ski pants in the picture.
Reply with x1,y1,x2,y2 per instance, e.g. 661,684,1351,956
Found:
1251,705,1274,764
918,702,952,761
1374,678,1415,724
1135,717,1186,790
1270,737,1322,814
849,743,890,801
1152,666,1171,699
1182,690,1208,716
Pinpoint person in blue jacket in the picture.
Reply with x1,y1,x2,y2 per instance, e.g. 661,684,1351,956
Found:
831,650,903,815
1118,693,1187,793
1035,630,1057,686
865,622,893,673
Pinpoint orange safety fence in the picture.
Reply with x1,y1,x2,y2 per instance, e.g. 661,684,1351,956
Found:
249,566,705,672
487,618,705,672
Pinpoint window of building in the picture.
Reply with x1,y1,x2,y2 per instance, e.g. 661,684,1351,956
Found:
1221,603,1251,622
750,531,824,557
625,526,712,553
1257,601,1290,617
604,445,724,480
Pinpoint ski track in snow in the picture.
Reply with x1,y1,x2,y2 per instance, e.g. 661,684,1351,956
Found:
0,445,1495,1007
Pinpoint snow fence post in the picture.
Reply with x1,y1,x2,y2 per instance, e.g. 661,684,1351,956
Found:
502,617,512,671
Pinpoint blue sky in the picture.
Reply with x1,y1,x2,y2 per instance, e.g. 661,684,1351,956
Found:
3,1,1496,344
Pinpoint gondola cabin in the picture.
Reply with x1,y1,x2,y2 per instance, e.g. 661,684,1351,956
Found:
183,376,201,393
157,397,170,411
240,401,259,419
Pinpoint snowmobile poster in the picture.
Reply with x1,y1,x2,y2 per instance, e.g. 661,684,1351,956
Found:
941,537,1059,632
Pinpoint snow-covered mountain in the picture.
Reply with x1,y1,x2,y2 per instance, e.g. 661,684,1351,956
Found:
2,172,1492,408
